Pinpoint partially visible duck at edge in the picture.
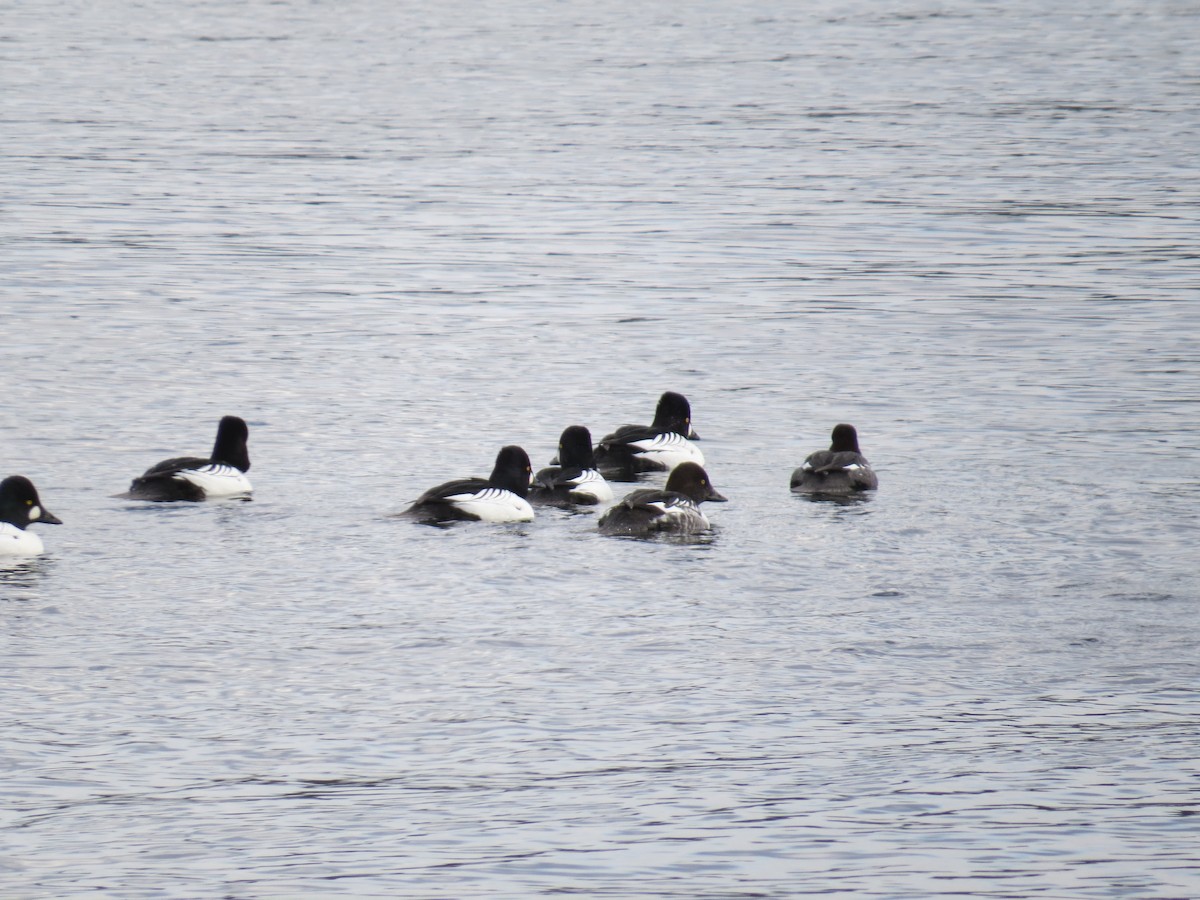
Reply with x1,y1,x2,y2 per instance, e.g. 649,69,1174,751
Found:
0,475,62,556
529,425,614,507
598,461,726,536
403,445,534,524
118,415,253,501
790,423,878,495
593,391,704,481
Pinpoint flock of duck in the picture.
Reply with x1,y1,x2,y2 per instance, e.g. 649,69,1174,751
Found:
0,391,878,556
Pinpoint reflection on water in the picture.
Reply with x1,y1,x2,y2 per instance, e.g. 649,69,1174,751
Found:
0,557,54,595
792,491,877,509
2,0,1198,896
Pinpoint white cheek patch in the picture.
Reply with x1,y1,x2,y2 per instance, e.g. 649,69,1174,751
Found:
30,506,41,521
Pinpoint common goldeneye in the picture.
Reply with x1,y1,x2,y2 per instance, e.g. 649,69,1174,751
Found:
529,425,614,507
119,415,252,501
598,461,726,536
403,445,534,524
0,475,62,556
790,424,878,495
593,391,705,481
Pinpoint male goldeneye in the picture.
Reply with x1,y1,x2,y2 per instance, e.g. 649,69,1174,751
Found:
119,415,252,501
593,391,705,481
529,425,614,507
404,445,534,524
598,462,726,536
790,423,878,495
0,475,62,556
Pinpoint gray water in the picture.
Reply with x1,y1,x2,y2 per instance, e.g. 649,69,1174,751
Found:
2,0,1199,896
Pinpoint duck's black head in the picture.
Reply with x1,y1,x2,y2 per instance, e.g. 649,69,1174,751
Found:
212,416,251,472
664,462,726,504
557,425,596,469
829,423,861,454
0,475,62,529
490,445,533,497
651,391,693,437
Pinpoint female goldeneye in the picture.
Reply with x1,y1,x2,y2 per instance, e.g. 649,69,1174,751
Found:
119,415,252,501
598,462,726,536
529,425,614,507
790,423,878,495
404,445,534,524
593,391,705,481
0,475,62,556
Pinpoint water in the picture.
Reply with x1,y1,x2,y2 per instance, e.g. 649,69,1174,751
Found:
2,0,1199,896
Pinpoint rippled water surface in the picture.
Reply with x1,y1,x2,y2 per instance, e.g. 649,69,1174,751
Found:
3,0,1199,896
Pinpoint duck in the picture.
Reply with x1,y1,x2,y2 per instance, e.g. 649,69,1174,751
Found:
790,423,878,495
119,415,252,501
593,391,705,481
529,426,614,507
598,462,726,536
403,445,534,524
0,475,62,556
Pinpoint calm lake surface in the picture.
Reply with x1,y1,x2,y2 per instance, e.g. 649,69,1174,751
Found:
2,0,1198,896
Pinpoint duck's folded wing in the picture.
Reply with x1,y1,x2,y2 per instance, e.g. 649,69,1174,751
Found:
122,458,251,501
811,451,868,475
137,455,210,479
533,466,571,489
600,490,706,534
599,423,653,446
413,477,490,504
